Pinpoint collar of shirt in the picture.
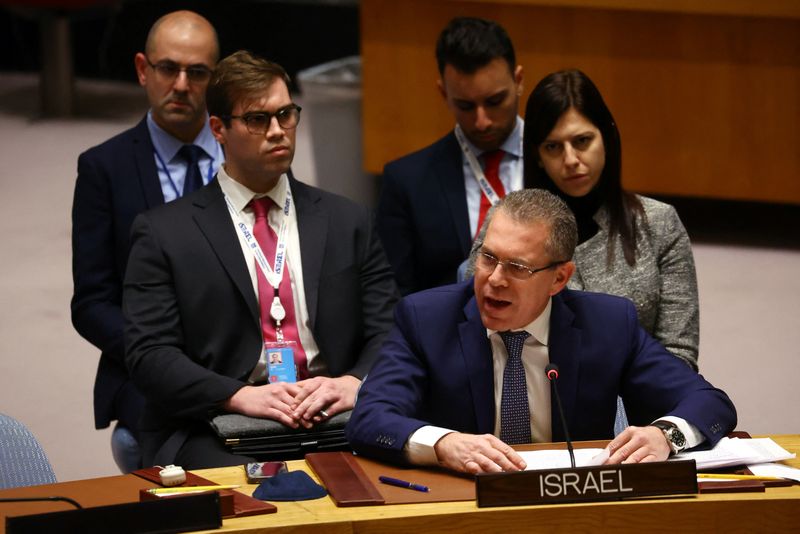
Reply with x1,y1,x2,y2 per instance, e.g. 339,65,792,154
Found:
217,165,289,216
485,297,551,346
460,116,524,160
146,110,220,163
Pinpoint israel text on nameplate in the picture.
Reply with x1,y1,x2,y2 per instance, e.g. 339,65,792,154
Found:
475,460,698,507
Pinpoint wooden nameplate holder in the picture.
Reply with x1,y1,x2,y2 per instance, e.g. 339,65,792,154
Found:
476,459,698,507
133,467,276,518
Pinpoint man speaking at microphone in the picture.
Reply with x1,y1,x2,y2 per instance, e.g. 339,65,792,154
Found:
347,189,736,474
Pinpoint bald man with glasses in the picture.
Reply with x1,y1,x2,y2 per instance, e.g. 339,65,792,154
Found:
71,10,222,471
123,51,398,469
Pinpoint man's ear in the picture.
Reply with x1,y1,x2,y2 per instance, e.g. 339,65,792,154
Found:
549,261,575,296
436,78,447,101
514,64,524,96
134,53,149,87
209,116,226,145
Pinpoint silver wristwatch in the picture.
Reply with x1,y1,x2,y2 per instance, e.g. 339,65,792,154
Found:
651,421,687,455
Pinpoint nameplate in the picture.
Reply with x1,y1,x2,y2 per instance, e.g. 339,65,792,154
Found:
476,459,697,507
6,492,222,533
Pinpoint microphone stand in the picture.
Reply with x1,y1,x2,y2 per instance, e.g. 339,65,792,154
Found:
546,364,576,468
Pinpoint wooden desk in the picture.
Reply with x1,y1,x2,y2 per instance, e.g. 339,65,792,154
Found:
361,0,800,204
193,434,800,533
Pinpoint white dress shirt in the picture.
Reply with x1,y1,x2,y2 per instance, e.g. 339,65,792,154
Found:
216,168,323,382
462,116,524,237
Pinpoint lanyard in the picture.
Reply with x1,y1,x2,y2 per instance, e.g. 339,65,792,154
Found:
454,125,522,206
154,147,215,199
225,188,292,329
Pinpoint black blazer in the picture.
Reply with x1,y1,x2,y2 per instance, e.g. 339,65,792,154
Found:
377,132,533,296
123,177,399,465
71,117,165,429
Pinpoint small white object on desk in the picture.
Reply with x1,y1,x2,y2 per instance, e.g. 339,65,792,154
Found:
159,464,187,486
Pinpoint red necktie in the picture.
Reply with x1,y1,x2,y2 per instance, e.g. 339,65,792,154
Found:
250,197,308,379
475,149,506,239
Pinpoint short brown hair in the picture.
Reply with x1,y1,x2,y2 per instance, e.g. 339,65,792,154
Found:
490,189,578,262
206,50,291,124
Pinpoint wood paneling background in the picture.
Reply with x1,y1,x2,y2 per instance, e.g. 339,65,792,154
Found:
361,0,800,204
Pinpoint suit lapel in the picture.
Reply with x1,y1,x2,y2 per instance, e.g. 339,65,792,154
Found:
435,134,472,256
191,180,259,324
132,117,166,208
459,294,495,434
547,292,581,442
291,176,327,329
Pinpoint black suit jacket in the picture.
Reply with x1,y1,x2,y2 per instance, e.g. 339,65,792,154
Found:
123,177,399,465
71,117,165,429
378,132,533,296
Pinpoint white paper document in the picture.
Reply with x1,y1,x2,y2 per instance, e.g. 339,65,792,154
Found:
672,437,796,470
520,448,608,470
748,462,800,482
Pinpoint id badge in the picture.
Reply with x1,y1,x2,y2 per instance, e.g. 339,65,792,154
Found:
265,341,297,383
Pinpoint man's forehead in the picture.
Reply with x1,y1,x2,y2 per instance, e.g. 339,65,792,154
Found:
235,82,291,112
484,213,549,258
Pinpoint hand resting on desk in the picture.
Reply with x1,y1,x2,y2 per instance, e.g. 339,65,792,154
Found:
433,432,528,474
604,426,670,464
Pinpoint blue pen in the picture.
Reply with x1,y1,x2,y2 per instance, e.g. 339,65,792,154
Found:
379,475,430,492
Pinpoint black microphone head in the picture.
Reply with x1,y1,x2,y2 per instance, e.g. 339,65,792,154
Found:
545,363,559,380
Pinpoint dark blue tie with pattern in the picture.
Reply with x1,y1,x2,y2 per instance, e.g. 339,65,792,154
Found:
499,330,532,444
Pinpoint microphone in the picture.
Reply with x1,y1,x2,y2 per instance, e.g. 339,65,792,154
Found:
545,363,576,468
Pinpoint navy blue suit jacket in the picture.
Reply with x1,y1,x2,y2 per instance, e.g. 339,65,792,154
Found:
378,132,533,296
71,117,164,429
347,281,736,465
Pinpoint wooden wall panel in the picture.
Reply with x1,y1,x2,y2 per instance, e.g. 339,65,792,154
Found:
361,0,800,204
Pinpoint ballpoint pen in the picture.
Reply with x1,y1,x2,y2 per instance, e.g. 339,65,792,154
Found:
378,476,430,492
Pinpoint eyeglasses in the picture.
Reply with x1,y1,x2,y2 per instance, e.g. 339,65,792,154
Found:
146,58,213,83
224,105,302,134
474,250,564,280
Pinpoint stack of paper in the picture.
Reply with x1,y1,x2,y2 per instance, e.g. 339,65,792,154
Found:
672,437,796,470
519,448,608,470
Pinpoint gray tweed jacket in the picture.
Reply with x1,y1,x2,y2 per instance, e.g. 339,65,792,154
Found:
567,196,699,369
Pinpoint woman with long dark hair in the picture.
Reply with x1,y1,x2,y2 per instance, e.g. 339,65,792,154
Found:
523,69,698,369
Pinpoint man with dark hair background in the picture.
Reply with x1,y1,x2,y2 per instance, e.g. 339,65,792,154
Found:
377,16,530,295
71,10,222,471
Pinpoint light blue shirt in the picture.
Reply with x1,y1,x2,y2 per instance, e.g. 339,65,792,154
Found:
462,116,524,238
146,111,224,202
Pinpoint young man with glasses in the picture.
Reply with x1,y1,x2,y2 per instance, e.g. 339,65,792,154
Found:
348,189,736,474
71,10,221,471
123,51,398,469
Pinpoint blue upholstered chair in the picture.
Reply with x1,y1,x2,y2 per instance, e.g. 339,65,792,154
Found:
111,422,142,474
0,413,57,489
